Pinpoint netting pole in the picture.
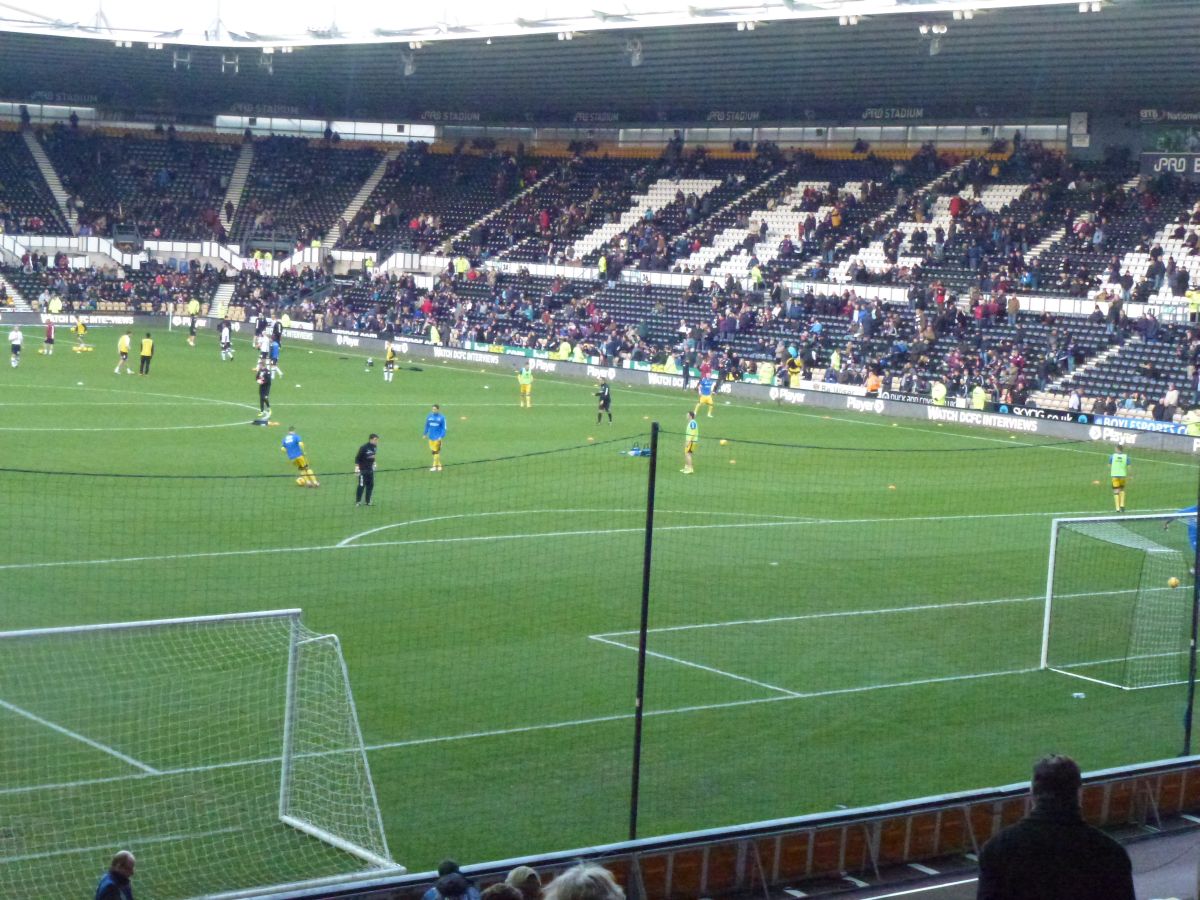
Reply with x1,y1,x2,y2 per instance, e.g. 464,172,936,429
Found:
278,611,301,819
1183,469,1200,756
628,421,659,841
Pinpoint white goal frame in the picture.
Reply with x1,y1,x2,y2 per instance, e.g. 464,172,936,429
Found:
0,609,403,899
1042,512,1196,690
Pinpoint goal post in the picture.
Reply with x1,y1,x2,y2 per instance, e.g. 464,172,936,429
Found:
0,610,401,900
1042,513,1198,690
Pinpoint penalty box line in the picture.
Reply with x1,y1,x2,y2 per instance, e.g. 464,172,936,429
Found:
0,697,160,774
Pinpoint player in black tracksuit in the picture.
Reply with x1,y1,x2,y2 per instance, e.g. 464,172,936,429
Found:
354,434,380,506
595,379,612,424
256,362,272,417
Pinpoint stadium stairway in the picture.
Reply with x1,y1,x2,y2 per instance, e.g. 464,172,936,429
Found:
568,176,722,261
0,272,30,311
221,142,255,235
324,148,401,249
209,282,236,319
450,169,559,255
1028,342,1123,408
22,131,76,233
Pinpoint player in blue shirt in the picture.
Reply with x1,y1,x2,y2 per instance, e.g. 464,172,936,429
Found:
423,404,447,472
694,376,716,418
281,426,319,487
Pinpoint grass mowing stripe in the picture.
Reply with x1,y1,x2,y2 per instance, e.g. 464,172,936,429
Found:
0,507,1158,573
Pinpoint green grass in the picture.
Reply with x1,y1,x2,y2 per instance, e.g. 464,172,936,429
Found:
0,326,1197,898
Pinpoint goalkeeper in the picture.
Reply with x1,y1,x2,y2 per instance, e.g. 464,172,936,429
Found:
282,426,320,488
1162,506,1198,571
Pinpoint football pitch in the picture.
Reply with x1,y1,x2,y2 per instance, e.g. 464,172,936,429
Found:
1,325,1198,895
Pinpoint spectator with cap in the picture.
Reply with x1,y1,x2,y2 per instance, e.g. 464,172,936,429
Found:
422,859,482,900
976,754,1133,899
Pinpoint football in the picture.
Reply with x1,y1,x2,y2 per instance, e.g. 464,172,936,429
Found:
1169,577,1181,589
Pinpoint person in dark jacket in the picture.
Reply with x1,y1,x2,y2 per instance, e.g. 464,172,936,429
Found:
977,755,1134,900
95,850,135,900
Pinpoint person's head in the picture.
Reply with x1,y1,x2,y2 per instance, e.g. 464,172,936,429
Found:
1117,443,1124,453
436,859,461,878
288,426,296,434
369,433,379,445
543,863,623,900
688,411,695,421
125,330,131,336
432,404,441,413
506,865,542,900
482,884,524,900
145,333,151,338
110,850,135,879
1031,754,1082,806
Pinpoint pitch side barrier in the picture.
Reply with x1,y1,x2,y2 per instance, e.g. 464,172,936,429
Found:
6,310,1199,455
250,756,1200,900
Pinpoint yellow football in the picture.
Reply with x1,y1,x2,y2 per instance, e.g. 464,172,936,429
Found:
1169,577,1181,589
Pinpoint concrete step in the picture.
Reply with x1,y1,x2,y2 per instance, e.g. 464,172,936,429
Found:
22,131,76,232
325,148,400,248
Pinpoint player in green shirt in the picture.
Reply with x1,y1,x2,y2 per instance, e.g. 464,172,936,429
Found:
682,410,698,474
516,364,533,408
1109,444,1129,512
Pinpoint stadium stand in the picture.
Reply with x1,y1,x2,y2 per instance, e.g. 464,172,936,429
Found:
39,126,238,242
229,136,380,251
0,131,69,235
339,144,524,256
3,258,221,312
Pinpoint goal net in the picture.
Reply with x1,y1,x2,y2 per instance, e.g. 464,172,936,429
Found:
0,610,401,900
1042,513,1197,690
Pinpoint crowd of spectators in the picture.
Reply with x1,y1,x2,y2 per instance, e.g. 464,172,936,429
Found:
4,253,220,313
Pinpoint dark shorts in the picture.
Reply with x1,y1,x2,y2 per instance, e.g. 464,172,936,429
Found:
10,344,19,355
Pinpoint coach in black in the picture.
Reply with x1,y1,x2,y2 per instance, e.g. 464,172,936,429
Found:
354,434,379,506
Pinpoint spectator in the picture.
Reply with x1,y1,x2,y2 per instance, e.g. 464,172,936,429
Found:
95,850,135,900
423,859,482,900
482,887,523,900
506,866,543,900
544,863,624,900
976,754,1134,900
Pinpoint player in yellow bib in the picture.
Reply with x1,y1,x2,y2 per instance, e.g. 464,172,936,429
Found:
115,331,133,374
383,341,397,383
516,364,533,408
1109,444,1129,512
682,410,698,474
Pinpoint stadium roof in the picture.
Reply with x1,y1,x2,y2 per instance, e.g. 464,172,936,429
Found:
1,0,1095,47
2,0,1196,124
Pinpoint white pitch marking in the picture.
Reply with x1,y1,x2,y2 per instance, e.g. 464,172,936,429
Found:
1046,668,1128,690
0,826,242,864
336,507,813,547
858,878,978,898
593,596,1042,639
0,698,159,773
590,634,802,697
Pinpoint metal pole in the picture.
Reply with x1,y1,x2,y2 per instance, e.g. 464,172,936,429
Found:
1182,466,1200,756
628,421,659,841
